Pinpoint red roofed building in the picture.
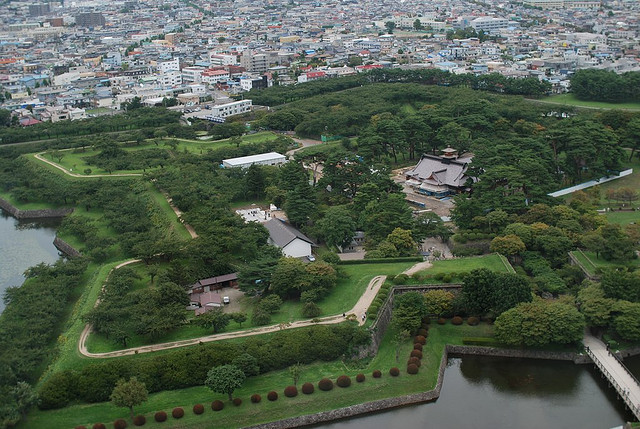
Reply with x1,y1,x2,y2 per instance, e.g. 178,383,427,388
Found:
297,70,327,83
355,64,383,73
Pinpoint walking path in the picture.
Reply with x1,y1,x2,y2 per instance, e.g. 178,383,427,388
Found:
78,274,388,358
584,333,640,420
34,152,143,178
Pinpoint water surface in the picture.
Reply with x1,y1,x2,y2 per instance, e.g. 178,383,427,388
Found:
0,211,61,313
319,356,631,429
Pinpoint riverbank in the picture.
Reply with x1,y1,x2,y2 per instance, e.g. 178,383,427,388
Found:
0,196,73,219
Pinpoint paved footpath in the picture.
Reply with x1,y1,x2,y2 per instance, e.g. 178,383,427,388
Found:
78,274,389,358
584,333,640,419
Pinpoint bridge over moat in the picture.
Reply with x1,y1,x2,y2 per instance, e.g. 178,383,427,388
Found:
584,334,640,421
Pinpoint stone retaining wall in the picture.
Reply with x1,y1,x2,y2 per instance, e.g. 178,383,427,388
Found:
568,251,600,281
0,197,73,219
53,237,81,258
446,345,591,364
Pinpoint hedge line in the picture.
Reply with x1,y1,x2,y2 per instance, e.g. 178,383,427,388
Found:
39,323,369,409
338,257,423,265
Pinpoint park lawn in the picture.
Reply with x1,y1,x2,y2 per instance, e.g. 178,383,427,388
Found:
86,262,414,353
25,322,494,429
605,210,640,225
270,262,415,324
416,254,513,282
541,94,640,110
571,250,640,277
593,149,640,207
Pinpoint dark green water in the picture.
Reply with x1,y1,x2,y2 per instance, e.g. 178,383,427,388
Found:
320,356,633,429
0,211,61,313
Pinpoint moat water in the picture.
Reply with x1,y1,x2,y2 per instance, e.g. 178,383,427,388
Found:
319,356,634,429
0,210,60,313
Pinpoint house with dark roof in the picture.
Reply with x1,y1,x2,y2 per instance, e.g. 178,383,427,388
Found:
405,148,475,197
264,218,315,259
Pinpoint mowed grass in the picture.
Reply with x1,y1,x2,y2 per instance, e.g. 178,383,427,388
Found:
25,322,493,429
416,254,513,282
604,210,640,226
0,189,61,210
35,131,280,176
541,94,640,110
86,262,415,353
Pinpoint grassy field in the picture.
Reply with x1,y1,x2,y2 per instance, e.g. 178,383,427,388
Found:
604,210,640,226
36,132,280,176
86,261,415,353
25,322,493,429
540,94,640,110
145,183,193,241
416,254,514,282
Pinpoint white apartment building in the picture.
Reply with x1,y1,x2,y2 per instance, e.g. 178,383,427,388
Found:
470,17,510,34
158,58,180,74
209,53,238,66
208,100,252,118
201,69,230,84
159,70,182,87
182,66,206,83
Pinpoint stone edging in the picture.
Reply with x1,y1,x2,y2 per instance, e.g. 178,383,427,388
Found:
0,196,73,219
568,250,600,281
246,344,591,429
53,236,81,258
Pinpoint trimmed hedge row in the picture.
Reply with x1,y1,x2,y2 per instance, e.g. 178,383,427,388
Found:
40,324,369,409
338,257,422,265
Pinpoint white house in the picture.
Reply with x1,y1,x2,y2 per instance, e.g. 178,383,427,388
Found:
264,218,314,259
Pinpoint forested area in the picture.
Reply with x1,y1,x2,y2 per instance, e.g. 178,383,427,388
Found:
245,68,551,106
570,69,640,103
0,107,182,145
0,76,639,425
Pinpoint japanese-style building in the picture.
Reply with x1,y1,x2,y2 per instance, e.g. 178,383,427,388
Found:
405,148,475,197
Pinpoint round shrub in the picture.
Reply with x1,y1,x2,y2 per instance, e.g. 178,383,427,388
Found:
451,316,463,325
418,328,428,337
415,335,426,345
467,316,480,326
393,274,409,285
408,356,421,367
413,342,423,351
437,318,447,325
407,364,419,375
302,382,314,394
336,375,351,388
93,425,106,429
172,408,184,419
75,426,87,429
318,378,334,391
372,370,382,378
113,419,127,429
410,349,423,359
154,411,167,423
284,385,298,397
133,415,146,427
251,394,262,403
193,404,204,415
356,373,365,383
211,400,224,411
389,367,400,377
233,398,242,406
442,274,453,283
267,391,278,401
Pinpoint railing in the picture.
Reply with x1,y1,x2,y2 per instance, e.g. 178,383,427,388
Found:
585,347,640,419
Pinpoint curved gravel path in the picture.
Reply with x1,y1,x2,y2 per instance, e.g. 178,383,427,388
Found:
78,275,388,358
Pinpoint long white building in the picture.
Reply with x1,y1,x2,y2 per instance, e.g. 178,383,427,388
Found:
222,152,286,168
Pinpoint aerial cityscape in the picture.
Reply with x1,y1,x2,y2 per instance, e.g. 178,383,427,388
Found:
1,0,640,428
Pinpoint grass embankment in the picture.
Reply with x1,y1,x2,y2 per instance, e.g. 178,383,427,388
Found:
86,262,414,353
26,322,493,429
571,250,640,278
0,189,61,210
538,94,640,110
35,131,280,176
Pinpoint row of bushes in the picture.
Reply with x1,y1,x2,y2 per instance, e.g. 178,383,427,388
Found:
451,242,490,257
452,232,496,244
40,324,370,409
84,370,409,428
437,316,480,326
337,257,423,265
521,251,567,294
367,282,392,320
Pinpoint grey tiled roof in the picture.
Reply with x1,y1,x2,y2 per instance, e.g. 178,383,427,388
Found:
264,218,314,248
